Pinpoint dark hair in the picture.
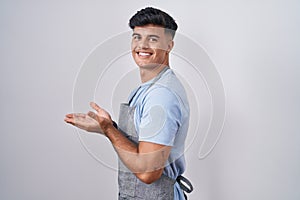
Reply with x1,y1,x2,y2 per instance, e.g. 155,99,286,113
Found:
129,7,178,38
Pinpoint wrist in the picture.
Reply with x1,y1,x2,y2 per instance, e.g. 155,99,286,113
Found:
112,121,118,129
103,121,118,137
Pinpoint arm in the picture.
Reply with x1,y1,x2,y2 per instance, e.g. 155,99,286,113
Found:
93,103,171,184
65,102,171,184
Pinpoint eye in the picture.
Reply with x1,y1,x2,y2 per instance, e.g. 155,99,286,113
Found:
132,35,141,41
149,37,158,42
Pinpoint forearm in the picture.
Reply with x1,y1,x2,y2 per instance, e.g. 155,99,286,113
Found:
104,124,167,174
105,125,139,164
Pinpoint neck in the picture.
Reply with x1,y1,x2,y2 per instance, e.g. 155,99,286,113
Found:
139,64,169,83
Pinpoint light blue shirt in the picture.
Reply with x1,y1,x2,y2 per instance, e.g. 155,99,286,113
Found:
128,68,190,200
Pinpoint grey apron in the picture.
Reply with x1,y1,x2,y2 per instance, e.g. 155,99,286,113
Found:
117,67,176,200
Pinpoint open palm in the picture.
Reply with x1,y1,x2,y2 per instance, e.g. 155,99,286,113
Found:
64,102,112,134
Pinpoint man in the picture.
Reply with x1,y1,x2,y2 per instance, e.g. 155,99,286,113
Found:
65,7,192,200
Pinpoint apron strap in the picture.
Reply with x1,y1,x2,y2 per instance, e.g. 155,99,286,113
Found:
176,175,193,199
128,67,170,106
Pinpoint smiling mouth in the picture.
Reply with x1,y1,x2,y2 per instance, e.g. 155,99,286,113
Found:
136,52,153,57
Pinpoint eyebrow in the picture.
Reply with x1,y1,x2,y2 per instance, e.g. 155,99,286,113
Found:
132,33,160,38
132,33,140,37
148,35,160,38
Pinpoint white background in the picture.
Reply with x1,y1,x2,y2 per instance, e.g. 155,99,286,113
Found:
1,0,299,199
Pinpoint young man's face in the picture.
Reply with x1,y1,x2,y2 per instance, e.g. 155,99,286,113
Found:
131,24,174,69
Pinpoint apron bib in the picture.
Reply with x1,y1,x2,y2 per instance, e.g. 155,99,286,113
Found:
118,103,176,200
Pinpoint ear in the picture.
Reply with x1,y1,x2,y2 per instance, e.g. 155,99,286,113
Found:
167,40,174,53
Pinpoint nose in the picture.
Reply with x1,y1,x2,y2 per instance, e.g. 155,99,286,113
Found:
138,38,149,49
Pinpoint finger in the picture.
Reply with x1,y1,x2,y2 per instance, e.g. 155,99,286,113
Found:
90,102,102,112
64,118,75,125
65,114,85,123
65,117,86,128
65,113,86,118
65,113,74,118
73,113,86,118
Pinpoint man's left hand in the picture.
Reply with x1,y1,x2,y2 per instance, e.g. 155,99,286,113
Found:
64,102,113,134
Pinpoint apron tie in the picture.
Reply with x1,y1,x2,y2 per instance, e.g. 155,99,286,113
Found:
176,175,193,199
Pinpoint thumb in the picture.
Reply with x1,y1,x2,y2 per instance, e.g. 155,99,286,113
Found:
90,102,102,112
87,111,97,120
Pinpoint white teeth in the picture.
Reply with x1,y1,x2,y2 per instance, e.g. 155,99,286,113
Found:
138,52,151,56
